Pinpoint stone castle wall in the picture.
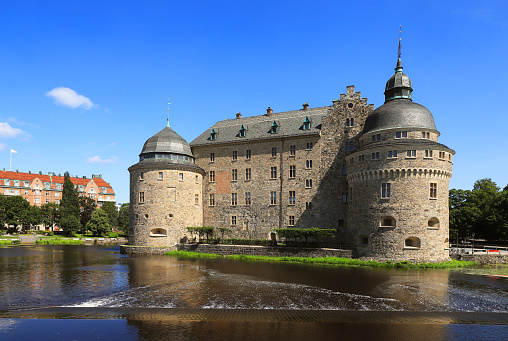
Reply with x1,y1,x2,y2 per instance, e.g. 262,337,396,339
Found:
129,165,203,246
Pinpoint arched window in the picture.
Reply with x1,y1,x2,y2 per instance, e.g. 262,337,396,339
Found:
380,216,396,227
444,238,449,249
150,228,167,237
359,235,368,245
405,237,420,249
428,217,440,229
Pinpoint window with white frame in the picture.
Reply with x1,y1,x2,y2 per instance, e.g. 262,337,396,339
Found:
232,150,238,161
270,167,277,179
288,215,295,226
245,192,251,205
387,150,398,158
245,168,251,181
289,165,296,178
395,131,407,139
381,183,391,199
231,193,237,206
406,150,416,158
430,183,437,199
425,150,433,158
209,193,215,206
270,191,277,205
231,169,237,181
209,171,215,182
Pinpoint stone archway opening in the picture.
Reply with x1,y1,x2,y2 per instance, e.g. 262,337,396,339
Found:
404,237,420,249
428,217,440,229
380,216,396,227
150,228,167,237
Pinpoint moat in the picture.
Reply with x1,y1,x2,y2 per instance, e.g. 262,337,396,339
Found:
0,245,507,340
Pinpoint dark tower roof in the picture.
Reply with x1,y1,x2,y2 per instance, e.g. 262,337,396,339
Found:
140,120,194,158
363,59,437,135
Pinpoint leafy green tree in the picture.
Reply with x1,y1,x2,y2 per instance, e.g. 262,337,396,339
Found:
86,208,111,236
117,203,129,233
40,203,60,231
60,172,81,235
23,205,42,231
101,202,118,229
79,196,96,231
5,196,31,231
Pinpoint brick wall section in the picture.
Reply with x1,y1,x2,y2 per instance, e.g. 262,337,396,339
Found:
121,244,353,258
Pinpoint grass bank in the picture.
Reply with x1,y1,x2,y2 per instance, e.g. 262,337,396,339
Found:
165,250,477,269
36,239,83,245
0,239,19,245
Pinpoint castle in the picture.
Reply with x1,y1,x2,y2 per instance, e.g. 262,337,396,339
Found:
128,57,454,262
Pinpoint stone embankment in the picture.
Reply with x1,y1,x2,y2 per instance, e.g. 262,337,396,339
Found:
121,243,353,258
453,254,508,264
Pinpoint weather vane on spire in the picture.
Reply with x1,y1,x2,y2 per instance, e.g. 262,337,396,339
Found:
398,25,402,61
166,99,171,127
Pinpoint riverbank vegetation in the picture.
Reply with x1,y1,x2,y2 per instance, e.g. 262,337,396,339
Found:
36,238,83,245
165,250,477,269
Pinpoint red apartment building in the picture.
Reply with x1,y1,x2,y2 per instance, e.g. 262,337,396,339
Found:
0,170,115,207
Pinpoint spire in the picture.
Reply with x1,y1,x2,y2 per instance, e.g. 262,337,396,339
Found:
166,99,171,128
395,25,403,72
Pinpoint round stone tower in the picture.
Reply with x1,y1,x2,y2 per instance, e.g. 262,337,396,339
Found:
128,120,204,247
346,59,455,262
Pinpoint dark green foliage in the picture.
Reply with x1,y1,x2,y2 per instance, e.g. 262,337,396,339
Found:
79,196,96,230
86,208,111,237
275,228,337,246
3,195,31,231
450,178,508,242
117,203,129,233
40,203,60,230
101,202,118,229
187,226,214,242
60,172,81,235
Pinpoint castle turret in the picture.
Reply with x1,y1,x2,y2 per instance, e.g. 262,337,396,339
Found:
346,58,455,262
128,120,204,246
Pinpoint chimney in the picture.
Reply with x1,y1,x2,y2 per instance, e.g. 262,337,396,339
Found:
39,171,42,175
302,102,309,110
236,112,242,119
28,171,31,174
266,107,273,116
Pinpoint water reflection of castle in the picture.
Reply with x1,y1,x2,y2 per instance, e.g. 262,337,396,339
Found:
129,54,454,262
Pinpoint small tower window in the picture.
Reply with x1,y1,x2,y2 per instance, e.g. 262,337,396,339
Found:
405,237,421,249
270,120,278,134
210,128,217,141
239,124,246,137
303,116,311,130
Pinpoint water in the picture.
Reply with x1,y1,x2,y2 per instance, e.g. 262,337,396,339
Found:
0,245,507,340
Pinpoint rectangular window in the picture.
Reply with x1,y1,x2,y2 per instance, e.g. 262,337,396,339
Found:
245,192,251,205
289,165,296,178
140,171,144,179
270,166,277,179
24,181,30,187
231,216,237,226
395,131,407,139
371,152,380,160
195,175,199,183
55,192,59,197
24,190,29,195
439,151,446,159
179,173,184,181
288,215,295,226
245,168,251,180
209,193,215,206
306,160,313,169
358,154,365,162
271,147,277,157
307,142,313,149
195,194,199,205
306,202,312,210
381,183,391,199
210,153,215,162
406,150,416,158
246,149,251,159
232,150,238,161
209,171,215,182
45,191,49,196
430,183,437,199
270,191,277,205
422,131,430,139
231,169,237,181
425,150,433,158
35,198,40,204
158,172,163,180
387,150,398,158
44,183,50,189
139,191,145,203
14,180,19,187
305,179,313,188
342,192,348,203
290,145,296,156
55,199,60,204
289,191,295,205
231,193,237,206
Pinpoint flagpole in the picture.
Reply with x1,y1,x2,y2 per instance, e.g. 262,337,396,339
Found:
10,150,12,171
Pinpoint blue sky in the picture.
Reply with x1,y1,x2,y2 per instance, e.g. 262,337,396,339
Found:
1,1,507,203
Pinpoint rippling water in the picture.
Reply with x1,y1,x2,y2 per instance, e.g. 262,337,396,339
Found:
0,245,507,340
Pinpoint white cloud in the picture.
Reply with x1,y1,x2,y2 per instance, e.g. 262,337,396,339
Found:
46,87,94,109
86,155,119,164
0,122,24,138
0,143,6,151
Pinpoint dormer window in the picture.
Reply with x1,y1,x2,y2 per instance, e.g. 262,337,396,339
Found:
210,128,217,141
303,116,311,130
239,124,246,137
270,120,278,134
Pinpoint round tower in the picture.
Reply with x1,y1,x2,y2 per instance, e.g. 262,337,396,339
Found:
128,120,204,247
346,59,454,262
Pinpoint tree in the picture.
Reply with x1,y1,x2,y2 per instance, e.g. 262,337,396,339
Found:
117,203,130,233
4,196,31,232
101,202,118,229
86,208,111,236
79,196,96,231
40,203,60,231
60,172,81,235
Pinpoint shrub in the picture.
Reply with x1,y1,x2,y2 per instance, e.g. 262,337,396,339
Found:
108,232,119,238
